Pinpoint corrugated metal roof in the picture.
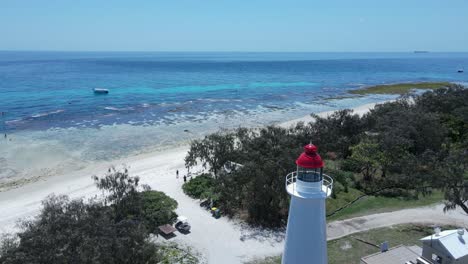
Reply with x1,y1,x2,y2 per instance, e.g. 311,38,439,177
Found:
361,245,421,264
421,229,468,260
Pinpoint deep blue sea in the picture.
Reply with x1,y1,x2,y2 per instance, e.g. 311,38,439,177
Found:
0,51,467,182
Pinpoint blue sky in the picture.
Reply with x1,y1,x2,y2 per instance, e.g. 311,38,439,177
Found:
1,0,467,52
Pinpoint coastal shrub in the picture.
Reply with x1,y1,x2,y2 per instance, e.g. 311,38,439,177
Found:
138,190,178,231
331,182,344,198
0,234,18,259
340,158,362,173
182,174,215,200
117,190,178,232
326,167,355,191
94,169,179,231
0,169,182,264
0,195,160,264
377,188,414,199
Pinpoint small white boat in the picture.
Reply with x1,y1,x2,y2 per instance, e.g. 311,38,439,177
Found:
93,88,109,94
458,69,464,73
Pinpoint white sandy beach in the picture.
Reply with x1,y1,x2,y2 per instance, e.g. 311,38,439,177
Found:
279,102,380,128
1,101,465,264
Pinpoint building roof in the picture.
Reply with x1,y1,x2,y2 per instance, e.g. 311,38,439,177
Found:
421,229,468,260
158,224,177,235
361,245,421,264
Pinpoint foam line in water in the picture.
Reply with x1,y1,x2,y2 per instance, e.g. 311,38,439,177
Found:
104,106,135,111
30,109,65,118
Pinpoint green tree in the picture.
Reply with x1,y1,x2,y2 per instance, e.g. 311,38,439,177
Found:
0,195,159,264
438,149,468,214
302,109,366,158
93,167,142,221
415,85,468,143
182,173,220,203
185,132,235,178
137,190,178,231
366,99,447,156
348,140,383,182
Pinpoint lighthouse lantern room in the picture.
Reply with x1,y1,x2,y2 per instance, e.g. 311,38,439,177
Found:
283,143,333,264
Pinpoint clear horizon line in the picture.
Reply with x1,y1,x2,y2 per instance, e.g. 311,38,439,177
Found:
1,49,468,53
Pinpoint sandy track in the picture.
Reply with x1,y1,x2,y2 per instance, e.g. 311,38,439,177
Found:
327,204,467,241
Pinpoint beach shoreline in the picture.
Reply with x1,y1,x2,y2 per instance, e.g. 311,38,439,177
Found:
279,102,380,128
0,100,389,263
0,98,388,192
0,100,383,229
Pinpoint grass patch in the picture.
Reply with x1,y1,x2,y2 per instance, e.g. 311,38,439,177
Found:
248,224,453,264
327,190,443,221
328,224,442,264
349,82,452,95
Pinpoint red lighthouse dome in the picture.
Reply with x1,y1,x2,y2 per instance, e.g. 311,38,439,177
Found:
296,144,324,169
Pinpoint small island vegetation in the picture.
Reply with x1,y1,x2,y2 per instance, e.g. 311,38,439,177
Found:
349,82,452,95
184,84,468,227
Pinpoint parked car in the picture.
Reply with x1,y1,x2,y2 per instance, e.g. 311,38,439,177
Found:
175,216,191,232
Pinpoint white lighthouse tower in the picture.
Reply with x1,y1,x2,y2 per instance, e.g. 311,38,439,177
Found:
283,144,333,264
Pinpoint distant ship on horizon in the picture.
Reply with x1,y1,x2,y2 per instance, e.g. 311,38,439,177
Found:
414,51,429,53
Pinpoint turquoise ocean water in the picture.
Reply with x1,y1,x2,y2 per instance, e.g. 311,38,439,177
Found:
0,52,467,182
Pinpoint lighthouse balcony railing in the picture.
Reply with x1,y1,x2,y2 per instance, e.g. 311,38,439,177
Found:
285,171,333,196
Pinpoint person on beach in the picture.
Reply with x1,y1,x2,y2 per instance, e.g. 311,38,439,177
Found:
183,175,187,183
176,170,179,179
4,134,6,139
